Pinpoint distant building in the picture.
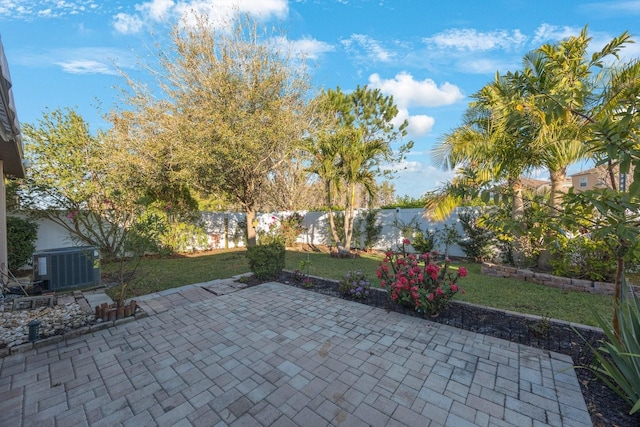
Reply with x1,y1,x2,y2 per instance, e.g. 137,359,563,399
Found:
520,176,572,194
570,165,633,192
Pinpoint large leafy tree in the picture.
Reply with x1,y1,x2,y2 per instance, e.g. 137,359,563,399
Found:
308,86,412,253
112,13,312,246
20,108,167,260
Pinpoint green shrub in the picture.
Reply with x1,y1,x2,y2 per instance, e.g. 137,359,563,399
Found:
7,216,38,271
550,235,615,281
160,221,208,253
246,242,285,280
458,210,496,262
394,215,435,253
412,229,436,254
354,209,383,251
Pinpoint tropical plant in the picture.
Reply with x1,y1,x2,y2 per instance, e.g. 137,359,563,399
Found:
376,240,466,316
308,86,413,255
580,291,640,415
354,209,383,251
457,209,496,262
436,223,461,259
393,215,435,254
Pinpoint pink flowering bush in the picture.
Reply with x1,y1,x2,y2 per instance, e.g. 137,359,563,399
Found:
376,240,467,316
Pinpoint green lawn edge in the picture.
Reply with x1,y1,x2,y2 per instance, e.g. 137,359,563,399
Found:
103,248,613,327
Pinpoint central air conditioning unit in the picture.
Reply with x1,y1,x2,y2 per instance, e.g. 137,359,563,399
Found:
32,246,100,292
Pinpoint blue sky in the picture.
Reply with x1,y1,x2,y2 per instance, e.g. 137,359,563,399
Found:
1,0,639,199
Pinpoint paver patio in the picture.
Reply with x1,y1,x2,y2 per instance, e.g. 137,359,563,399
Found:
0,281,592,426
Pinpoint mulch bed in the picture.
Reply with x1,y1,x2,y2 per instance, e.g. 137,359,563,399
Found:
266,270,639,427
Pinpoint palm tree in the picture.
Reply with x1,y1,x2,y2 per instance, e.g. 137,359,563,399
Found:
308,86,411,254
432,74,540,223
517,27,630,213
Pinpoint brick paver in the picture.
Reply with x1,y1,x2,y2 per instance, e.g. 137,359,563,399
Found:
0,282,592,426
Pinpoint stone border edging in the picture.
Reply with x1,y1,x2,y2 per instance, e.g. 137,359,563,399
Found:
481,262,640,295
0,311,149,358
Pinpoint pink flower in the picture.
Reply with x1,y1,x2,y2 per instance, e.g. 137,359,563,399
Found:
427,293,434,301
458,267,468,278
403,238,411,245
450,284,458,292
436,287,443,296
66,210,78,220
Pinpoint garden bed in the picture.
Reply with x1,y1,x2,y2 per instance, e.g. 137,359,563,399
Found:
278,270,639,427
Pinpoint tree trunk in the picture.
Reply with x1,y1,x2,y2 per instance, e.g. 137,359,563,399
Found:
549,168,567,215
342,184,356,252
613,256,623,338
510,178,528,267
245,208,257,246
325,181,342,246
511,178,525,222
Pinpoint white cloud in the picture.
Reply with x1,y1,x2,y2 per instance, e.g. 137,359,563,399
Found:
0,0,101,20
55,59,118,75
135,0,174,22
462,58,519,74
407,114,435,137
341,34,396,63
113,0,289,34
424,29,527,52
392,108,434,138
113,12,144,34
531,23,582,46
14,47,137,75
275,36,334,60
368,72,464,108
384,159,423,173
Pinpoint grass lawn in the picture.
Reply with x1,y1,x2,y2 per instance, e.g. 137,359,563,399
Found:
104,247,614,327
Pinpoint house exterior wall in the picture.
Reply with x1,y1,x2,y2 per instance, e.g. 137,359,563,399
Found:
0,161,6,274
571,166,635,192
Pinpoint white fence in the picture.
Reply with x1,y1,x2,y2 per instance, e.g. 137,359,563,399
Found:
22,208,471,257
